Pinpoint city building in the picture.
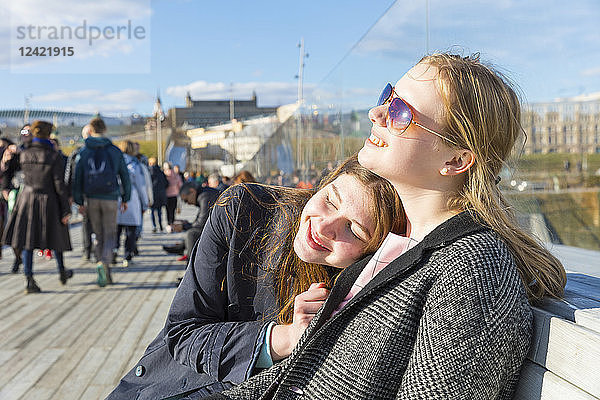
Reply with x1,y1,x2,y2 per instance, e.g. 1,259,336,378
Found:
186,103,297,177
167,92,279,130
522,96,600,154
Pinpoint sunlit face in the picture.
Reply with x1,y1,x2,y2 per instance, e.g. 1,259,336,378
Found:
358,63,454,188
293,174,375,268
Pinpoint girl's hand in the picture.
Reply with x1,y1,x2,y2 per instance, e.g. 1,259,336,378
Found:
270,282,330,361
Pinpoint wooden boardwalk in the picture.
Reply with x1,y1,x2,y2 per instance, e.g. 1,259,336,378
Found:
1,202,599,400
0,207,194,400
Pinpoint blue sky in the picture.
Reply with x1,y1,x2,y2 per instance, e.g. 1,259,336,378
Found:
1,0,599,116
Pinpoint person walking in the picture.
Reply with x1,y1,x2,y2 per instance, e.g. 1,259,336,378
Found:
115,141,148,267
73,117,131,287
133,142,152,252
148,157,167,232
0,135,13,262
65,125,95,261
2,121,73,293
163,162,182,232
1,125,32,273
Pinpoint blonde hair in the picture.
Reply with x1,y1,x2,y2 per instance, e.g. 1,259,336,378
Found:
420,53,566,301
117,140,136,156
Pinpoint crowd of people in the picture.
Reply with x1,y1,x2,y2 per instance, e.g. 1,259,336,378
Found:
0,116,258,292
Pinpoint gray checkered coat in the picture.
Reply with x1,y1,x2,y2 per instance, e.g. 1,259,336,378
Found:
206,212,533,399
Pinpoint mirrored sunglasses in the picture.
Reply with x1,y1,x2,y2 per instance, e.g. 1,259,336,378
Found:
377,83,457,146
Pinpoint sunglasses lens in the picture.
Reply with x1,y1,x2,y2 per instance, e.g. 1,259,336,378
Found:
377,83,392,106
388,98,411,131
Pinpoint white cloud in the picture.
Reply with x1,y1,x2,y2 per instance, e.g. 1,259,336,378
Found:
6,0,151,25
566,92,600,102
31,88,153,114
4,0,151,72
582,67,600,77
32,90,99,103
55,102,143,115
166,80,310,107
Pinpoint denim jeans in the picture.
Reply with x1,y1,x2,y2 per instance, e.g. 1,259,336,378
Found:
22,249,65,277
150,206,164,230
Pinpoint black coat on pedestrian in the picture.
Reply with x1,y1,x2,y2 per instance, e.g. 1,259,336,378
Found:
2,140,72,251
150,164,168,208
107,184,283,400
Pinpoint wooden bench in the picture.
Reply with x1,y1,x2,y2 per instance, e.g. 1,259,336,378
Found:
513,273,600,399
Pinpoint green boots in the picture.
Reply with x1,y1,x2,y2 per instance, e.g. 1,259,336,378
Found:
96,262,113,287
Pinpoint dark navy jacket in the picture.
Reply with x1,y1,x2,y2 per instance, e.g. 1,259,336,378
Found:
72,136,131,205
107,184,280,400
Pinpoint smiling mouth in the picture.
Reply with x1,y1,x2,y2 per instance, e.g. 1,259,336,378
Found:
367,133,388,147
307,220,330,252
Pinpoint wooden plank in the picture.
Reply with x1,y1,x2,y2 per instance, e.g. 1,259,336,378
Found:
123,273,174,367
79,384,109,400
33,274,150,399
37,290,140,399
534,273,600,332
116,272,178,394
0,293,87,388
93,292,161,389
528,307,600,397
0,350,18,367
0,348,64,400
514,360,598,400
536,293,600,323
136,278,177,348
0,290,75,349
0,291,42,321
567,274,600,292
50,347,109,400
0,209,188,399
42,261,171,396
0,272,23,291
564,275,600,303
8,261,149,394
575,308,600,333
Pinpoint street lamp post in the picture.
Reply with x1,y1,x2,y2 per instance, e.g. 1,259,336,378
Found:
157,113,164,165
230,83,237,176
296,38,308,177
154,93,165,166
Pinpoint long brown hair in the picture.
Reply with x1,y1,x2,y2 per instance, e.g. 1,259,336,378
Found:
271,155,404,323
420,53,566,301
218,155,404,324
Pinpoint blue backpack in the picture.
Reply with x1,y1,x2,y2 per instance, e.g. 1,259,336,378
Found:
83,146,119,195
